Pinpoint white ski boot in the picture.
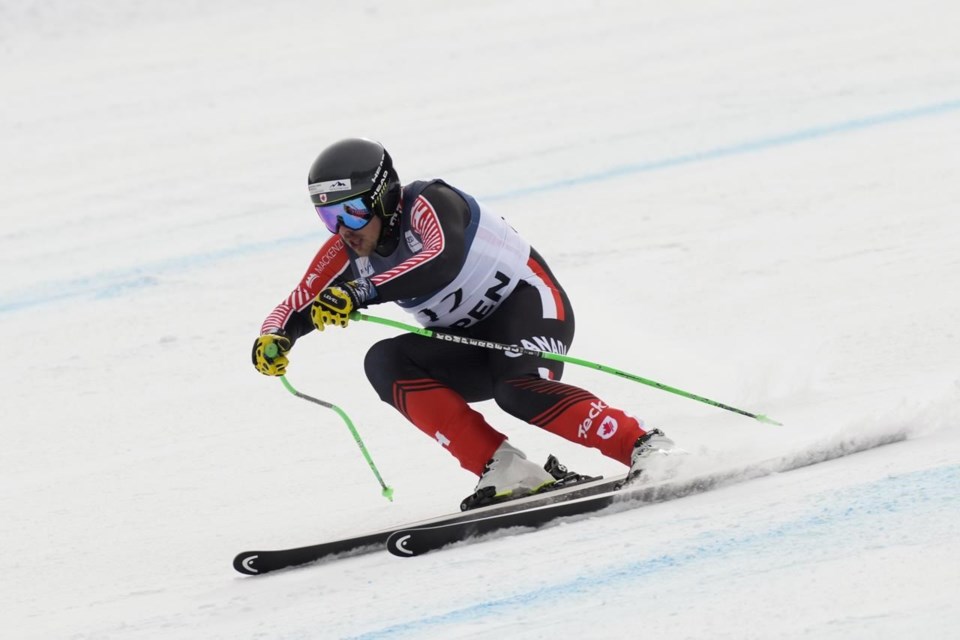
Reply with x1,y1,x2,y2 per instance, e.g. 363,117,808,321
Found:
474,440,556,499
627,428,680,482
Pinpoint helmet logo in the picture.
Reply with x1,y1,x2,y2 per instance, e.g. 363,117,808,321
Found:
317,193,327,203
308,178,352,195
368,153,389,206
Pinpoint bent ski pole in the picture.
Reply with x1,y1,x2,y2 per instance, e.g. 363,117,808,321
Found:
264,344,394,501
351,312,782,426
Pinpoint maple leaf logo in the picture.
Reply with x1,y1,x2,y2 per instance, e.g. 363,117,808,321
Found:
597,416,619,440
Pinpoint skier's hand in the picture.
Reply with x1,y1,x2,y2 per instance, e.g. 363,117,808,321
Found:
310,279,376,330
252,333,292,376
311,286,355,329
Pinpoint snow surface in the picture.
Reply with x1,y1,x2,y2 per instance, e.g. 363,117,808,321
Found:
3,0,959,638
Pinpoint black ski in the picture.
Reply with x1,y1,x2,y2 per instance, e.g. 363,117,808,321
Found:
386,430,909,557
234,467,617,575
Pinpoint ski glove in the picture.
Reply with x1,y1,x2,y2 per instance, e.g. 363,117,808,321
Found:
311,279,377,330
252,333,292,376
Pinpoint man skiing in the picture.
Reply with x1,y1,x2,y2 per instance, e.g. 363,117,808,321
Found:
252,138,675,505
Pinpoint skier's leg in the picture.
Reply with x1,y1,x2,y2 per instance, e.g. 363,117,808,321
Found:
364,333,505,475
493,374,650,466
475,255,653,467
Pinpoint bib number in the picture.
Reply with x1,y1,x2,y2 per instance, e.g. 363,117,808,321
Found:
419,271,511,327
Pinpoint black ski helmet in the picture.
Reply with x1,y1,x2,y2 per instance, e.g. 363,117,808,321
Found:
307,138,402,254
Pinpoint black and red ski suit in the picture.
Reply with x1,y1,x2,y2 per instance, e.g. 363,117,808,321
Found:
260,180,647,475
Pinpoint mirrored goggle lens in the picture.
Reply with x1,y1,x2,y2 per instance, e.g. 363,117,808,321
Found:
315,196,373,233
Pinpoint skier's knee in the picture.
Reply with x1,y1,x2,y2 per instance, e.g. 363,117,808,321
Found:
364,339,401,402
492,376,534,417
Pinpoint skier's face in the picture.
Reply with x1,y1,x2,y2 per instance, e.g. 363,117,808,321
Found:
339,214,381,256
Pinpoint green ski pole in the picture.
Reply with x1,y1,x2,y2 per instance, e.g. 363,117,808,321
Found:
264,343,394,501
350,312,782,426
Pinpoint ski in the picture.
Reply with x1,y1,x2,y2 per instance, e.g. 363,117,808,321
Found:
386,430,909,557
233,466,618,575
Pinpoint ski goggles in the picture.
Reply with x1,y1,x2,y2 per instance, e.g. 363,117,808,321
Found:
315,196,374,233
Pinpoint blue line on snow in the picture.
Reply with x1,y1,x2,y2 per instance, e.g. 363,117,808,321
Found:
484,98,960,201
2,98,959,315
346,463,959,640
0,233,313,314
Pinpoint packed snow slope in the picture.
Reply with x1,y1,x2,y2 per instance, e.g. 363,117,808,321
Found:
2,1,959,638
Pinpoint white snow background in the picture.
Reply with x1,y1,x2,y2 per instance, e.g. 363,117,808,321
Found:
3,1,959,638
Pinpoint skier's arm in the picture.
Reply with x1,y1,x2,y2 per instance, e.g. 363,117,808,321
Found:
369,182,470,302
259,234,352,344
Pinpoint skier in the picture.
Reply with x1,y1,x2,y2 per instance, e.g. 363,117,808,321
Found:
252,138,675,504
